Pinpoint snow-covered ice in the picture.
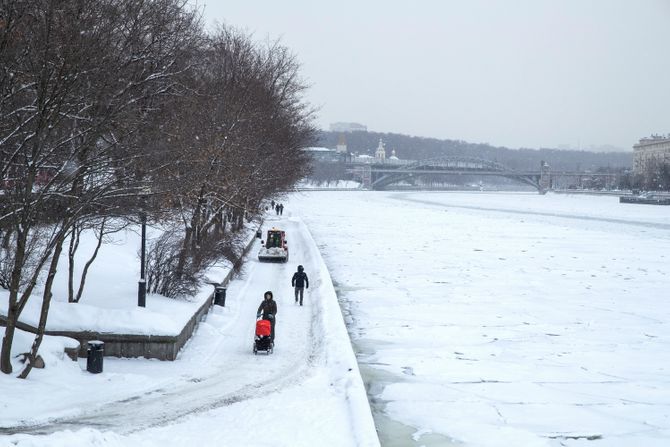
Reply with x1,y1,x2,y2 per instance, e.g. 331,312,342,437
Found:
288,190,670,447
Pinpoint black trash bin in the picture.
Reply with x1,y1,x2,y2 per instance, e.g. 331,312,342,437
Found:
86,340,104,374
214,286,227,307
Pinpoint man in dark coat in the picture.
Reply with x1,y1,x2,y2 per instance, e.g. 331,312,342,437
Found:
257,291,278,341
291,265,309,306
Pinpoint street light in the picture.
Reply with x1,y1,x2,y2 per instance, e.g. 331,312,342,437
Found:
138,195,147,307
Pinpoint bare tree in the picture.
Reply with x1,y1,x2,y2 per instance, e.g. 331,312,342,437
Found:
1,3,315,377
144,27,315,296
1,0,203,377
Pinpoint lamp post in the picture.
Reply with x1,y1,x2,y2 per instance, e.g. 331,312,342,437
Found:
138,196,147,307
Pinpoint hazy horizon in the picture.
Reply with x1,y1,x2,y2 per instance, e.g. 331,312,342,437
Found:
199,1,670,152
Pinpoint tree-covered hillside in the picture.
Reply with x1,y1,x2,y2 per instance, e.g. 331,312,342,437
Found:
318,130,632,172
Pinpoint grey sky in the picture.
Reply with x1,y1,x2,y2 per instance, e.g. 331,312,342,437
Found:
200,0,670,151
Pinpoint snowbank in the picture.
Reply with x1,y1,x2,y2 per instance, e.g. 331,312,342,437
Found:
296,218,379,446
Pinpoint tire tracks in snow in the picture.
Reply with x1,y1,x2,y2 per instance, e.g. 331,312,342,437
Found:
1,218,324,437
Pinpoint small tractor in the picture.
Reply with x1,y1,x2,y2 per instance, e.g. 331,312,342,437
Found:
258,228,289,262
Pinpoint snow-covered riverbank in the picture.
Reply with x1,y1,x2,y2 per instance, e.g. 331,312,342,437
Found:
289,190,670,447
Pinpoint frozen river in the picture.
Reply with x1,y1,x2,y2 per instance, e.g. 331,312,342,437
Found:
288,191,670,447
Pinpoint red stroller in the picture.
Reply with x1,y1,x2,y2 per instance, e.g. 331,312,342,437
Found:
253,319,274,355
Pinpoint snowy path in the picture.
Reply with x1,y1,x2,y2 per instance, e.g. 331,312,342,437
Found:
1,216,378,446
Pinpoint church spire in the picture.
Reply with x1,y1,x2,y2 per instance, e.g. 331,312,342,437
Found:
375,138,386,161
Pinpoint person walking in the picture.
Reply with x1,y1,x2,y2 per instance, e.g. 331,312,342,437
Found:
275,204,280,215
279,203,284,215
257,291,278,341
291,265,309,306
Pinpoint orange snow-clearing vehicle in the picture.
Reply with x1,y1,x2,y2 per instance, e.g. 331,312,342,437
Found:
258,228,289,262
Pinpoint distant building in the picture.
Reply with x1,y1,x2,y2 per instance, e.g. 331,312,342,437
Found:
374,138,386,161
303,147,342,163
388,149,400,164
633,135,670,177
350,140,409,165
329,122,367,132
336,134,347,153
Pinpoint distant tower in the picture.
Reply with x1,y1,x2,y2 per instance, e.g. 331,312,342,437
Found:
375,138,386,161
336,133,347,153
539,160,551,194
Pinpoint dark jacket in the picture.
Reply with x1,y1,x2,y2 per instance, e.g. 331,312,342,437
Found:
257,298,277,319
292,271,309,288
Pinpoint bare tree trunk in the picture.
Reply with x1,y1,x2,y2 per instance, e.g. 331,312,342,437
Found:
0,228,28,374
1,229,12,249
0,306,18,375
176,226,192,278
192,199,203,249
74,218,106,303
215,209,226,235
18,236,65,379
67,225,80,303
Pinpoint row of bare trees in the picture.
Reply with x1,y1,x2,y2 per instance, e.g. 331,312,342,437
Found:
624,160,670,191
1,0,315,377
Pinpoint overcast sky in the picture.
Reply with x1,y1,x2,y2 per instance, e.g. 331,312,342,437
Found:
199,0,670,151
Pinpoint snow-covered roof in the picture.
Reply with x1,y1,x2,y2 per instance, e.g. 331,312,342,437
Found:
302,146,336,152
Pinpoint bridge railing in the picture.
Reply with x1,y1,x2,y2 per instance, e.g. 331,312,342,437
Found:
348,156,413,165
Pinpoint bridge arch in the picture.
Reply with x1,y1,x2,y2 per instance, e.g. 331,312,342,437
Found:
369,156,547,193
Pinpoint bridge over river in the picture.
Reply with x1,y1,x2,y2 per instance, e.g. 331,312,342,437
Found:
344,156,617,193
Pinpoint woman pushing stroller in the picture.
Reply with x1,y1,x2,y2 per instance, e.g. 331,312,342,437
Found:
256,291,277,342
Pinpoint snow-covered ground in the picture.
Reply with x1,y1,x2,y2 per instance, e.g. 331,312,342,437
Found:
288,191,670,447
0,216,378,446
3,190,669,447
0,224,238,336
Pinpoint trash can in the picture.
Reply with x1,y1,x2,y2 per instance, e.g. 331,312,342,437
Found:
86,340,104,374
214,286,227,307
256,229,262,239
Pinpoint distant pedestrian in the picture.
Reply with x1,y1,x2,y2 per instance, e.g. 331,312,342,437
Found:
279,203,284,215
257,291,278,341
291,265,309,306
275,204,280,215
271,199,275,208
